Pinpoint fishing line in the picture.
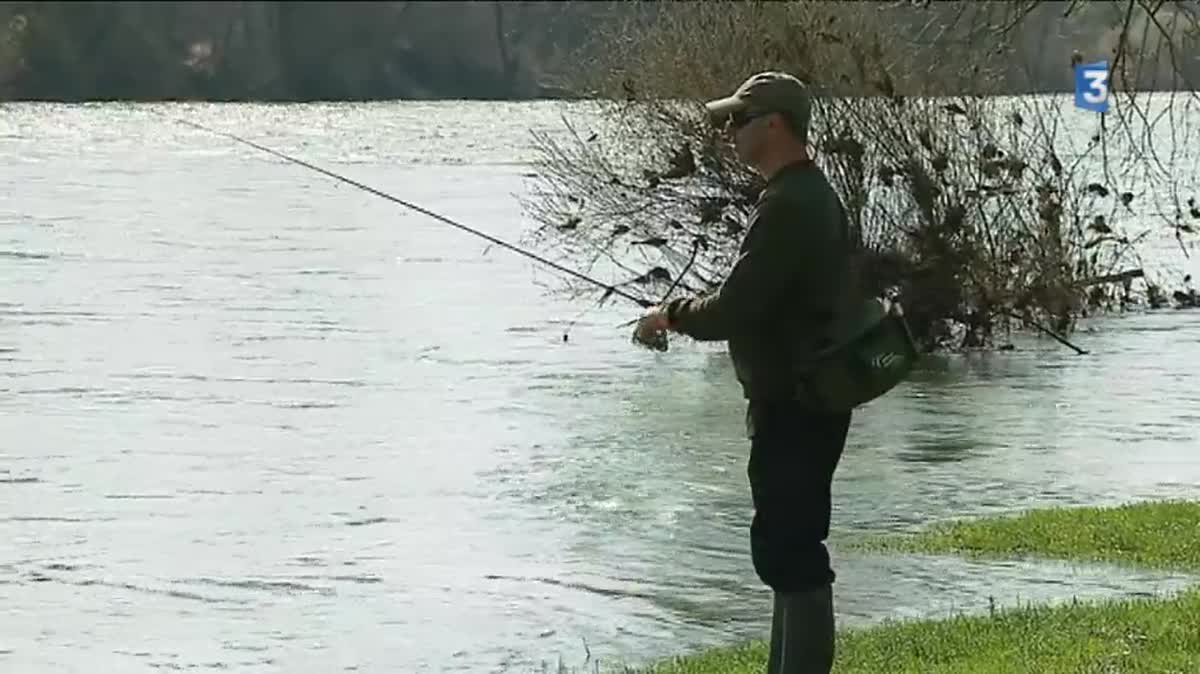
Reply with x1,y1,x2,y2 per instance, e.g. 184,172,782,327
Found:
562,238,707,346
154,111,657,309
615,237,704,330
560,293,610,343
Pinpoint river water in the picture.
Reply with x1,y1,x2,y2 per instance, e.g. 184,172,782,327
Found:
1,101,1198,673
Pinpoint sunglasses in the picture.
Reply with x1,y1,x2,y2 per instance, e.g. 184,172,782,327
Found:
726,110,772,132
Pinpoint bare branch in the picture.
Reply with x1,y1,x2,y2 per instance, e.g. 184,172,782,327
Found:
523,1,1200,350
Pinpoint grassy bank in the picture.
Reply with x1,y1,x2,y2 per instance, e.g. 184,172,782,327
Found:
857,499,1200,572
642,588,1200,673
630,500,1200,674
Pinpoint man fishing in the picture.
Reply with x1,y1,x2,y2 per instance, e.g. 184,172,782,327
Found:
163,68,897,673
635,71,857,674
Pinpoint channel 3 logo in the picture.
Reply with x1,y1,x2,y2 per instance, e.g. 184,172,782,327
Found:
1074,60,1110,113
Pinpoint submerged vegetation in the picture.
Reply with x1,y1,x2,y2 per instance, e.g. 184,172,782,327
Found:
516,7,1200,668
522,1,1200,353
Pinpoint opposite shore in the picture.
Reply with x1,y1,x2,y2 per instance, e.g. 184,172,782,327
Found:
3,2,1197,103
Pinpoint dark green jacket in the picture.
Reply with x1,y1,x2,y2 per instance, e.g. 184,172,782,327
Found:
666,159,857,401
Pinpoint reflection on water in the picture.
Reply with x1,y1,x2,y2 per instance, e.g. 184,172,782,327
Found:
1,101,1198,673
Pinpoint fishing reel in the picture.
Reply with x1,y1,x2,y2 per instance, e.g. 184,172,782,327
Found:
630,322,670,352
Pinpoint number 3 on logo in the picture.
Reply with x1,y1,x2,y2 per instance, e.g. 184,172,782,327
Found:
1074,61,1110,113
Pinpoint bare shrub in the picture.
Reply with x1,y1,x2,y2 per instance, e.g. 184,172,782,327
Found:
521,1,1199,352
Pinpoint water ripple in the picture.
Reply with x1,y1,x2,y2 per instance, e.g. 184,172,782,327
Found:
2,100,1197,674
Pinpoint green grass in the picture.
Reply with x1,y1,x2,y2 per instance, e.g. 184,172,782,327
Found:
615,499,1200,674
856,499,1200,572
638,588,1200,673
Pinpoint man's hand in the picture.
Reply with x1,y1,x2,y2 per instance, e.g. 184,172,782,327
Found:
632,306,671,351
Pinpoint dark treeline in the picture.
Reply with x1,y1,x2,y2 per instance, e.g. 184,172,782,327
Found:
0,1,1196,102
0,1,617,101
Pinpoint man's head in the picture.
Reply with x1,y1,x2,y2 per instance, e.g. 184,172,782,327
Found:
704,71,812,171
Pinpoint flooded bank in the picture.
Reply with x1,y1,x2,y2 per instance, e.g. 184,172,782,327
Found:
1,101,1197,672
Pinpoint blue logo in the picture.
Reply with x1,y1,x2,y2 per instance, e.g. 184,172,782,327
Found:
1074,60,1110,113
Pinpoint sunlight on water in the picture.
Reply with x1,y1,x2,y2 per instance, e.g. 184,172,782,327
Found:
1,100,1198,672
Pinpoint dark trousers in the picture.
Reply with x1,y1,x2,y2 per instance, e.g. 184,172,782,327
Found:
745,401,850,674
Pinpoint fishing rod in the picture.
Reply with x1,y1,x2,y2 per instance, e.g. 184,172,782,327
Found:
155,111,657,309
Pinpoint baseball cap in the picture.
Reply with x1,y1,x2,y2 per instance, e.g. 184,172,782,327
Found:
704,71,812,135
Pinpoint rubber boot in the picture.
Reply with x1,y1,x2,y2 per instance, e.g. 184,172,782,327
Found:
766,584,835,674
